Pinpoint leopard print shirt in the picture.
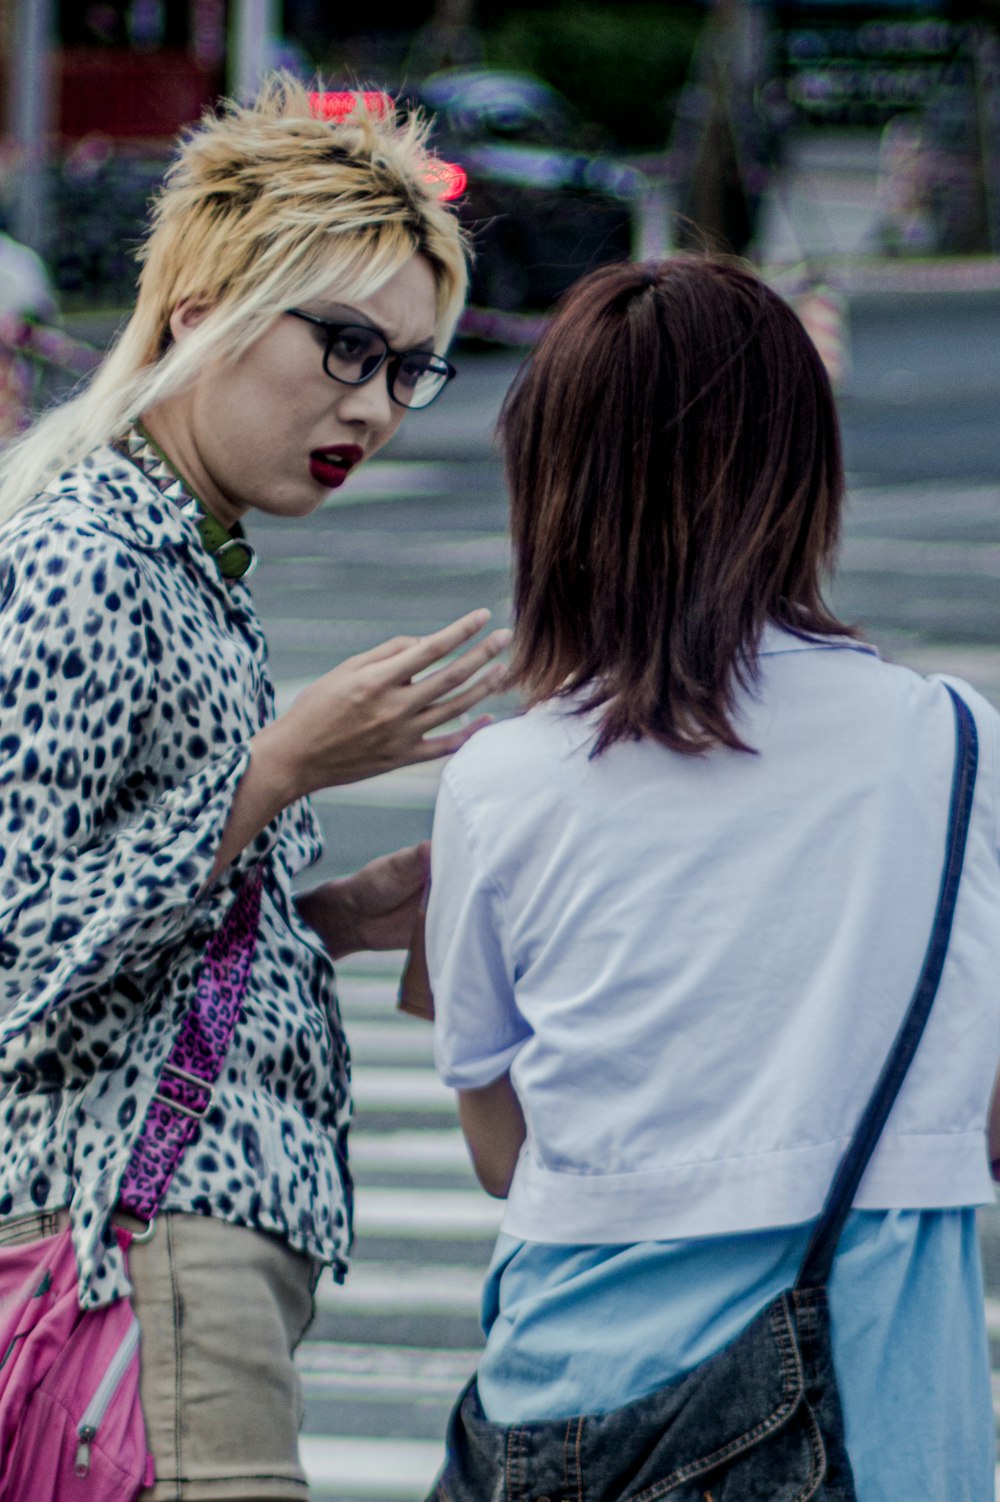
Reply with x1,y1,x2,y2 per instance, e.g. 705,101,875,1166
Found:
0,447,352,1308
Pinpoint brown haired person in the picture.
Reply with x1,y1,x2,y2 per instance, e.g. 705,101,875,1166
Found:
426,257,1000,1500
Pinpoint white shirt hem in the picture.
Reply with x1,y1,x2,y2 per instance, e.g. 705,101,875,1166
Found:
501,1132,995,1243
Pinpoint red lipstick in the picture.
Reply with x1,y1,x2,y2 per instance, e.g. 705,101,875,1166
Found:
309,444,364,489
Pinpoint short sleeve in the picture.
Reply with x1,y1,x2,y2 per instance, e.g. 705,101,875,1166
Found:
428,770,530,1090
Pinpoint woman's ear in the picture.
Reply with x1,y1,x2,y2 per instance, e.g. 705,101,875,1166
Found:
167,297,213,345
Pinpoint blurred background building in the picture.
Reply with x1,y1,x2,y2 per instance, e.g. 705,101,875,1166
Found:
0,0,997,324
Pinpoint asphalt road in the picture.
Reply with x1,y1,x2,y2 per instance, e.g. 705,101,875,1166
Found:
243,292,1000,1499
841,291,1000,485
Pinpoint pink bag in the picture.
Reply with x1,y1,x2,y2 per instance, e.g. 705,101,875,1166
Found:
0,869,262,1501
0,1224,153,1500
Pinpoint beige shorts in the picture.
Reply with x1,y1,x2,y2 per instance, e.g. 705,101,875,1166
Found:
0,1209,318,1502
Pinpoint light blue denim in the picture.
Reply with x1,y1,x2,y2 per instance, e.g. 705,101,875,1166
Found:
476,1209,994,1502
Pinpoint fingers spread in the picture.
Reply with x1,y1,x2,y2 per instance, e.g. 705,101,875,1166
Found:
386,610,494,684
415,665,507,734
353,635,420,667
413,715,493,762
409,629,511,708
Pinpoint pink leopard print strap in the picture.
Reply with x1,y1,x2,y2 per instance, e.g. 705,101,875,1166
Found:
118,872,263,1221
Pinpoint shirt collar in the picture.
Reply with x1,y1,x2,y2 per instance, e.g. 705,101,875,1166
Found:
44,445,189,552
44,442,256,590
756,621,880,659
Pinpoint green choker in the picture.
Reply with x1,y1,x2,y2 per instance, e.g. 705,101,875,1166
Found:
121,427,257,581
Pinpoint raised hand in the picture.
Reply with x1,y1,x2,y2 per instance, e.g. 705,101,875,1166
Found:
262,609,510,797
208,611,509,886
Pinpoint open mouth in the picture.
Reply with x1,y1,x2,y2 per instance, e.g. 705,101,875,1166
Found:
308,445,364,489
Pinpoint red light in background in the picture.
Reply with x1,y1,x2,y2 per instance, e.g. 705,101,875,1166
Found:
308,95,466,202
426,161,467,201
308,91,393,122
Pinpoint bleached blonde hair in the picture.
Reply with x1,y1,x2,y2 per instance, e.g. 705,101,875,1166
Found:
0,74,469,522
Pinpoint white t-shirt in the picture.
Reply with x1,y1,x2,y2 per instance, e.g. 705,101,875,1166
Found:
428,627,1000,1243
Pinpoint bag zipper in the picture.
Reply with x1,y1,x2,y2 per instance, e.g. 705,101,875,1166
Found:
74,1320,140,1478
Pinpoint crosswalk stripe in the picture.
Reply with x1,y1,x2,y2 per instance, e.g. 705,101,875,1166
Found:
301,1435,442,1498
320,458,463,503
357,1187,503,1236
848,482,1000,512
353,1067,454,1111
349,1129,470,1169
338,951,409,977
290,532,509,567
315,1261,484,1313
339,984,404,1020
299,1341,478,1396
348,1022,437,1062
840,536,1000,576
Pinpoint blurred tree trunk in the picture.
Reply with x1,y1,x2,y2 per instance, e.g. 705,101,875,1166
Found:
229,0,281,96
671,0,771,257
5,0,55,253
683,95,754,255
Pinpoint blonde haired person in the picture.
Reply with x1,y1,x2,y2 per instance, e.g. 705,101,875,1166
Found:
0,76,506,1501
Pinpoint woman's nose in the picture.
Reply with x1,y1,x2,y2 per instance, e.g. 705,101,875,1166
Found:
335,368,396,430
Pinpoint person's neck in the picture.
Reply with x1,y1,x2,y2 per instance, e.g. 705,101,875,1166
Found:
139,401,244,532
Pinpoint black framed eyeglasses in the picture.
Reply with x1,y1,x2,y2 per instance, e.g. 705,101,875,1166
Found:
285,309,457,410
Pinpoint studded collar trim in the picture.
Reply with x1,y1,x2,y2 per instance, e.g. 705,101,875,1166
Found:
117,426,258,582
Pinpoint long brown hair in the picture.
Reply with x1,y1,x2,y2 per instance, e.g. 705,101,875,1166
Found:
500,255,852,755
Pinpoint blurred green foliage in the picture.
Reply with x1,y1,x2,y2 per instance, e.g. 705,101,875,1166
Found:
482,3,704,150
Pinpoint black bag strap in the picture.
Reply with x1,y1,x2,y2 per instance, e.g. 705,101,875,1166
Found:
796,685,979,1290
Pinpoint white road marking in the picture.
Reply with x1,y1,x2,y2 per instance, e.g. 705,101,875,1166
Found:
301,1435,443,1497
356,1187,503,1237
840,536,1000,576
298,1340,478,1396
350,1129,470,1168
353,1067,455,1112
277,531,509,568
986,1297,1000,1336
320,459,465,503
316,1260,484,1313
339,951,409,977
849,481,1000,514
348,1022,436,1063
338,975,405,1014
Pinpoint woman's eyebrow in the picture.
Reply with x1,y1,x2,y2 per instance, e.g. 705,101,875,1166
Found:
308,302,377,329
311,303,436,351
